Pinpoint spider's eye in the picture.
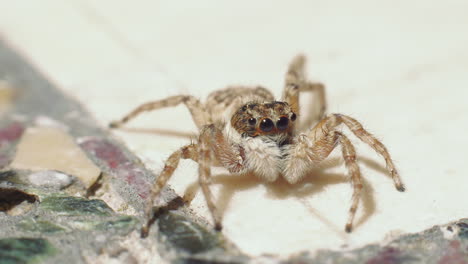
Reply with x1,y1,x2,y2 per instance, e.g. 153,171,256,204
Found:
260,118,274,132
291,113,297,121
276,117,289,130
248,118,256,125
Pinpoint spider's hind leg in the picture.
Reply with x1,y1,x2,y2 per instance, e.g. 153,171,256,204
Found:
282,54,306,113
282,54,327,130
110,95,211,130
297,81,327,131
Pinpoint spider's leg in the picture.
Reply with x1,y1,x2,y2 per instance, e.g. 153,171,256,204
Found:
333,114,405,192
296,114,404,191
285,122,363,232
336,132,363,232
282,55,327,131
141,144,198,237
197,124,246,231
110,95,210,129
282,54,305,113
285,114,403,232
198,138,222,230
297,81,327,131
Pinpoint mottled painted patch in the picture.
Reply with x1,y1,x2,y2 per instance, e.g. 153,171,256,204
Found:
94,216,137,232
79,138,150,199
158,211,222,254
457,222,468,240
114,163,150,199
0,238,57,264
64,216,135,233
40,196,113,216
437,240,468,264
0,123,25,167
366,247,417,264
80,138,128,169
0,122,24,142
175,258,245,264
0,170,16,181
0,153,11,168
17,219,67,234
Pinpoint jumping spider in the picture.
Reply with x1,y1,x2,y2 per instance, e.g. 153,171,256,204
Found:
110,55,405,236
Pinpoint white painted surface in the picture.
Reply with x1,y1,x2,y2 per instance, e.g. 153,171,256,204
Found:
1,0,467,257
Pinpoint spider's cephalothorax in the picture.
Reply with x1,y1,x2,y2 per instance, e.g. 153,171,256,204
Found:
110,54,405,236
231,101,297,139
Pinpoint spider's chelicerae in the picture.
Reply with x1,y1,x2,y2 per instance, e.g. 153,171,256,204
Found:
110,55,405,236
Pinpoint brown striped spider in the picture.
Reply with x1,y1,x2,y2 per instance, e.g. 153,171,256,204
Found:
110,55,405,236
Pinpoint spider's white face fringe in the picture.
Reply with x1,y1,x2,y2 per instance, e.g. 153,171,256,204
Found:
225,124,286,182
110,54,405,236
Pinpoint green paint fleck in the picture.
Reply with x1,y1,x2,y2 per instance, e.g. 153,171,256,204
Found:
0,238,57,264
64,216,137,232
94,216,137,231
17,219,67,234
40,196,113,216
457,222,468,240
158,212,222,254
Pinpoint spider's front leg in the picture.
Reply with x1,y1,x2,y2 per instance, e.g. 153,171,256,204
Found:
307,114,404,191
109,95,211,129
285,113,404,232
198,124,246,231
336,131,363,232
141,143,198,237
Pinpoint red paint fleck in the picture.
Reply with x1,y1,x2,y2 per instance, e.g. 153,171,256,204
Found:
116,163,150,199
438,240,468,264
0,122,24,142
80,139,128,169
80,138,150,199
366,247,403,264
0,123,25,168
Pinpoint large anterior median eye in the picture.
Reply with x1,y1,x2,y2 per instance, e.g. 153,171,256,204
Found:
260,118,274,132
276,117,289,130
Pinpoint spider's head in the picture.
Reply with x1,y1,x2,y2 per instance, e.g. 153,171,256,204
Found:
230,101,297,138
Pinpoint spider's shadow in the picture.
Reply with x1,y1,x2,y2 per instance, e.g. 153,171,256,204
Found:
120,127,396,234
183,157,391,234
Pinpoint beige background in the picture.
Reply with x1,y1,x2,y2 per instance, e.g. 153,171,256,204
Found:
1,0,467,257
